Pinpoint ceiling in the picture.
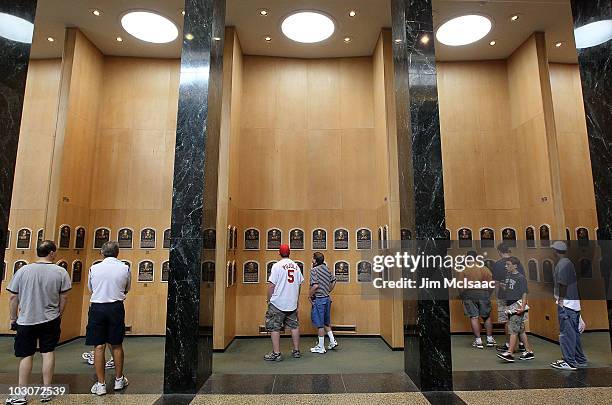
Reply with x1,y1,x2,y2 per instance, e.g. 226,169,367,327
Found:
30,0,577,63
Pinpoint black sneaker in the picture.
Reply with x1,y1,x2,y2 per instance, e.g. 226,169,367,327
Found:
497,352,515,362
263,351,282,362
472,340,484,349
292,349,301,358
496,343,510,352
518,343,527,352
519,351,535,361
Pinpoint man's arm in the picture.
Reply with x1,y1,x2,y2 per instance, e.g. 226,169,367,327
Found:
309,283,319,298
329,280,336,293
59,292,69,316
8,293,19,322
125,268,132,294
267,282,275,302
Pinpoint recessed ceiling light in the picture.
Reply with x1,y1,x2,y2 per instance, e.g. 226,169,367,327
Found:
0,12,34,43
213,37,221,41
510,14,520,22
181,9,185,16
259,9,269,16
281,11,335,43
574,19,612,49
420,34,430,44
47,36,55,42
116,36,123,42
394,38,402,43
349,10,357,17
264,36,272,42
92,9,102,17
489,40,496,46
121,11,179,44
555,42,563,47
436,15,492,46
185,33,194,41
344,37,352,43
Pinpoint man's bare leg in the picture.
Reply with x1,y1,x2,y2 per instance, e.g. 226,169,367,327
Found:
271,331,281,353
291,328,300,351
18,356,33,386
94,344,106,383
111,345,124,379
41,352,55,386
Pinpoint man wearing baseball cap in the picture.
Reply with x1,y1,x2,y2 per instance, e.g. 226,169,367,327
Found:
264,244,304,361
550,241,588,371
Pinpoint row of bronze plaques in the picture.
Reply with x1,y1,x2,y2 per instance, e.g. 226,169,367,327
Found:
1,260,169,284
225,260,374,285
241,228,388,251
3,227,172,250
454,226,592,248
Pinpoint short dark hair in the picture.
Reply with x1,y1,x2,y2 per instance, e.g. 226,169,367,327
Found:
37,240,57,257
497,242,511,254
505,257,521,267
101,241,119,258
313,252,325,265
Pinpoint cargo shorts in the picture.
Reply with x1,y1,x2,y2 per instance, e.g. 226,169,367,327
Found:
265,303,299,332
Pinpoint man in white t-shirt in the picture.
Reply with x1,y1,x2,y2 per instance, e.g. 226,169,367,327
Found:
264,244,304,361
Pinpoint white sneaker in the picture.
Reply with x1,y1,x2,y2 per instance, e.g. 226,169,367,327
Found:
327,340,338,350
310,345,326,354
4,393,27,405
114,375,129,390
105,359,115,369
91,382,106,396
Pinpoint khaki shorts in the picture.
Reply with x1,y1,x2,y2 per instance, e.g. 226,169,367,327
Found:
265,303,299,332
497,299,508,323
508,313,526,335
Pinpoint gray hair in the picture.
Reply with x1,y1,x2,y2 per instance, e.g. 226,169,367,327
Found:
101,241,120,258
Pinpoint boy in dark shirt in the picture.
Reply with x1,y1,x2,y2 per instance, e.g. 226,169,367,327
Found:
496,257,535,362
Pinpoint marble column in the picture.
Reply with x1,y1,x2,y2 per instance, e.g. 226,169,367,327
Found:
391,0,453,391
570,0,612,349
164,0,226,394
0,0,37,269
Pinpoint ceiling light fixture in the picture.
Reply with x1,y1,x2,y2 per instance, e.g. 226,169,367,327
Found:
281,11,335,43
344,37,352,43
420,34,430,44
116,36,123,42
0,12,34,43
121,11,179,44
47,37,55,42
394,38,402,43
349,10,357,17
555,42,563,47
92,9,102,17
185,33,194,41
489,40,496,46
259,9,269,16
264,36,272,42
510,14,520,22
574,19,612,49
181,10,185,16
436,15,492,46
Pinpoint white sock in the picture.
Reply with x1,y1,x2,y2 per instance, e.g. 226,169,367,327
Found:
475,337,482,344
487,336,495,342
327,331,335,343
318,336,325,347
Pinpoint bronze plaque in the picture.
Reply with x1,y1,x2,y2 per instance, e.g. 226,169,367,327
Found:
37,229,44,248
75,227,86,250
202,261,215,282
231,261,237,285
118,228,133,249
266,261,276,281
59,225,71,249
458,228,472,248
539,225,550,247
163,229,171,249
528,260,538,281
334,229,349,250
577,227,589,247
579,258,592,278
94,228,110,249
267,228,282,250
312,228,327,250
227,227,233,250
16,228,31,250
480,228,495,248
233,227,238,249
502,228,517,247
226,262,232,287
357,261,373,282
57,261,68,271
289,229,304,250
296,261,304,275
378,227,383,249
382,226,388,249
542,260,553,282
161,261,170,282
138,261,155,282
72,261,83,283
334,261,350,282
401,228,412,241
14,260,27,274
203,228,216,250
243,261,259,284
356,228,372,250
140,228,156,249
244,228,260,250
526,226,535,248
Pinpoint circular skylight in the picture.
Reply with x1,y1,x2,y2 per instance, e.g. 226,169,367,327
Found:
281,11,335,43
436,15,492,46
0,12,34,43
121,11,179,44
574,20,612,49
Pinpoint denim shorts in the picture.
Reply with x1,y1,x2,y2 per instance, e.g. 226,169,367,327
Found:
311,296,331,328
